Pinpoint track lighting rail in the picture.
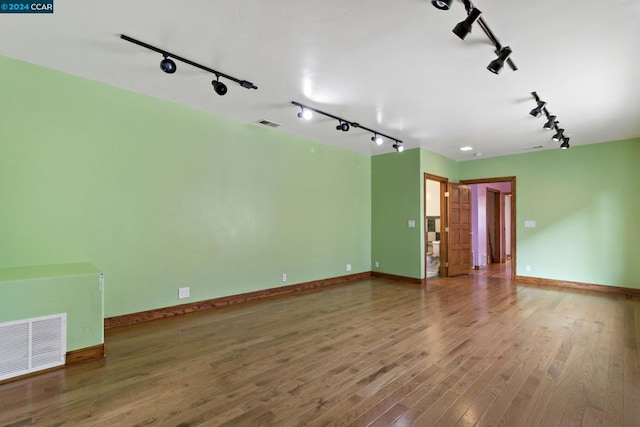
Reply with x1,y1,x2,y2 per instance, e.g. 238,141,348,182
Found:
120,34,258,90
433,0,517,73
530,91,570,149
291,101,403,150
461,0,517,71
476,18,517,71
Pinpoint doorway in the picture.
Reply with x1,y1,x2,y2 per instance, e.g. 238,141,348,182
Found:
424,174,472,279
424,173,447,279
461,176,517,279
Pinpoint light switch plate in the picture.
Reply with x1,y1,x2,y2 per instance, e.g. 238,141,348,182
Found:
524,220,536,228
408,220,416,228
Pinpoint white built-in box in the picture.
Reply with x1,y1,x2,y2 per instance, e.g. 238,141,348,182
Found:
0,313,66,381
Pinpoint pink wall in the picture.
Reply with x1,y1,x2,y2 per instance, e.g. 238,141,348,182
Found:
471,182,511,267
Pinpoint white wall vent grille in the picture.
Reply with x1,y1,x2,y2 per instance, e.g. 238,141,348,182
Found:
0,313,66,381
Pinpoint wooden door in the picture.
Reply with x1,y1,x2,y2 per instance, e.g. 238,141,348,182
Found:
446,183,472,276
486,188,501,264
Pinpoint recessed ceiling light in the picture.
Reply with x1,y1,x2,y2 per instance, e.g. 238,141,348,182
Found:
459,146,473,151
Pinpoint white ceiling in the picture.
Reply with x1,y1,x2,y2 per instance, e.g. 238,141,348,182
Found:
1,0,639,160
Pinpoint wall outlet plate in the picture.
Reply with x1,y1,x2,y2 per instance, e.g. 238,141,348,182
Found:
178,287,190,299
346,264,352,272
282,273,287,282
375,261,379,268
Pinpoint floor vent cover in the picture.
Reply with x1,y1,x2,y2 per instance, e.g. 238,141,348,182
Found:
0,313,66,381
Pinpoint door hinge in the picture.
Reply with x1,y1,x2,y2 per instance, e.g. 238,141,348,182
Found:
445,227,449,232
445,192,450,198
444,262,449,267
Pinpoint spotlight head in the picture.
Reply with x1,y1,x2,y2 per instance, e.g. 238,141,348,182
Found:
160,56,176,74
487,46,512,74
529,101,547,118
337,121,350,132
552,128,565,142
560,137,570,149
432,0,453,10
211,78,228,96
543,115,557,130
297,108,313,120
452,8,482,40
393,142,404,153
372,134,384,146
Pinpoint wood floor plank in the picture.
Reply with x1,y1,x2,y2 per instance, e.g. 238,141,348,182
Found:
0,265,638,426
624,298,640,427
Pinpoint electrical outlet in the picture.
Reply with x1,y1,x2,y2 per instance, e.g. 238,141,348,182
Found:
525,265,531,272
375,261,380,268
282,273,287,282
346,264,352,272
178,287,190,299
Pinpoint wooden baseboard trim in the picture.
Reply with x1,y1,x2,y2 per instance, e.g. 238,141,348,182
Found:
371,271,423,284
515,275,640,297
66,344,106,365
105,272,372,329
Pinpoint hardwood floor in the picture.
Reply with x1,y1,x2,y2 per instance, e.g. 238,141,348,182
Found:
1,265,639,426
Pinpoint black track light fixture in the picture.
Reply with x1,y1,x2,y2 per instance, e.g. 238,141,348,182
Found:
487,46,512,74
337,121,350,132
160,55,176,74
291,101,403,152
529,91,572,149
433,0,517,73
297,107,312,120
529,92,547,117
432,0,454,10
543,115,557,130
211,75,228,96
121,34,257,93
552,127,565,142
529,101,546,118
453,8,482,40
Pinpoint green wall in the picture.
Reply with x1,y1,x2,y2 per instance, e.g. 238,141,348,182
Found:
370,148,459,280
371,149,422,278
0,56,371,317
420,149,460,183
459,139,640,288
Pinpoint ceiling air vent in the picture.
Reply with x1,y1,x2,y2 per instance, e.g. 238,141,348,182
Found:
525,145,544,150
257,119,280,128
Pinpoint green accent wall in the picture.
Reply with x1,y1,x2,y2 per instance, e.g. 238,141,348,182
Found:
0,55,371,318
371,149,422,278
420,149,460,183
459,139,640,288
370,148,459,279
